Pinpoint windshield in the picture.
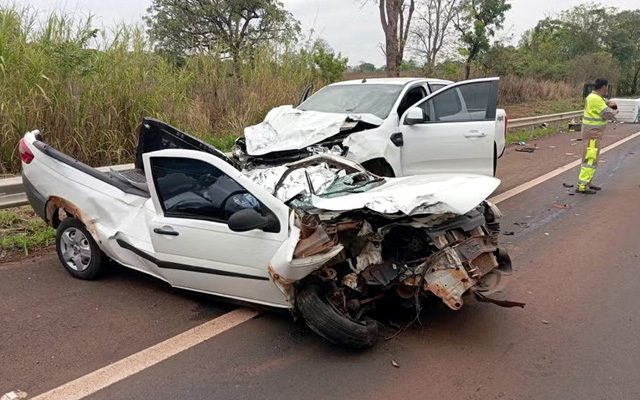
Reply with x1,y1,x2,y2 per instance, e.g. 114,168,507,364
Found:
298,84,404,119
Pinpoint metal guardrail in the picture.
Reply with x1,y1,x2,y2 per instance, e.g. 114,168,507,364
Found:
507,110,582,130
0,110,583,210
0,163,134,210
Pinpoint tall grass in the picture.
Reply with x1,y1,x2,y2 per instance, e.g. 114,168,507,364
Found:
0,7,324,175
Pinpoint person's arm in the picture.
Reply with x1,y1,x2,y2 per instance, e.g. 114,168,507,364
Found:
600,100,618,119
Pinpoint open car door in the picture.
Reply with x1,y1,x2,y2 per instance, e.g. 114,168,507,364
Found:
142,148,291,308
397,77,499,176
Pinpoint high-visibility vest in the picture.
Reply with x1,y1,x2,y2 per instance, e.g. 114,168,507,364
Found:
582,92,608,126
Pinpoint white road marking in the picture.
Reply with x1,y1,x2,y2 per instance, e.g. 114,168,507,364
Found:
490,130,640,204
30,308,259,400
26,129,640,399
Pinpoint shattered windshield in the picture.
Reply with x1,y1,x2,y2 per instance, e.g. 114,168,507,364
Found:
243,161,386,210
298,84,403,119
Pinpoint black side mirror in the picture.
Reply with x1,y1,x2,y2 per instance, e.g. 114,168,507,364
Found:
228,208,272,232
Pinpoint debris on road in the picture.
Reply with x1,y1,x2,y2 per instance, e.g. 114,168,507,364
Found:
518,141,527,146
503,231,515,236
552,203,572,209
1,391,28,400
541,320,550,325
562,183,574,188
515,147,536,153
391,360,400,368
544,233,550,236
514,222,530,228
547,145,556,148
565,152,575,156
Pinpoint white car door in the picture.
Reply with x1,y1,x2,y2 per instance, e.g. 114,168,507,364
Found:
142,149,292,308
398,78,499,176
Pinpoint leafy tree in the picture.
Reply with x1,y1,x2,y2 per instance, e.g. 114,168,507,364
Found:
144,0,299,64
307,39,348,82
607,10,640,94
453,0,511,79
355,62,377,72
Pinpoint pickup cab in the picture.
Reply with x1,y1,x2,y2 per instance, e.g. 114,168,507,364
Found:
234,77,507,177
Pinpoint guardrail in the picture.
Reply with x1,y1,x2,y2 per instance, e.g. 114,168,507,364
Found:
507,110,582,130
0,164,134,210
0,110,583,210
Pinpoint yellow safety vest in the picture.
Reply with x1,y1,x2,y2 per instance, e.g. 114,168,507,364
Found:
582,92,608,126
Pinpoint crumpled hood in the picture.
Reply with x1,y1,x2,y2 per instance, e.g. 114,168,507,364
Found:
244,105,383,155
310,174,500,216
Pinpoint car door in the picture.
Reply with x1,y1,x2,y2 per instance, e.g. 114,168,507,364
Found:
142,149,291,308
398,78,499,176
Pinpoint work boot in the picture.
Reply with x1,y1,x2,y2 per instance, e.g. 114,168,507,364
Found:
588,184,602,191
576,187,597,194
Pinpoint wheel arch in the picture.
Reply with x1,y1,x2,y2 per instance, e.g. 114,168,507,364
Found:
360,158,396,177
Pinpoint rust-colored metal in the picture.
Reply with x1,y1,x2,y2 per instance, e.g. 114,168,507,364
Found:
294,225,338,258
45,196,95,235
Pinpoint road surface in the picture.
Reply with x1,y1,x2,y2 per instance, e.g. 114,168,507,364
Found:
2,124,640,400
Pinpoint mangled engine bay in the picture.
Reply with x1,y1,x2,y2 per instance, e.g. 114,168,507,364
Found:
246,155,514,345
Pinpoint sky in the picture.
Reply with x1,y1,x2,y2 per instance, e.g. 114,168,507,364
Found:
11,0,640,66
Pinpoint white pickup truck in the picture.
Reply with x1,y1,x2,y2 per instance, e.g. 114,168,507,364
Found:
233,77,507,177
20,118,514,348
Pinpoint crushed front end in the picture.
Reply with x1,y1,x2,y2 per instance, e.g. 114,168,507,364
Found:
247,156,515,348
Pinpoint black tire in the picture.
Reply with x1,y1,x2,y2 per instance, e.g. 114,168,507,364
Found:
55,218,104,280
296,284,379,349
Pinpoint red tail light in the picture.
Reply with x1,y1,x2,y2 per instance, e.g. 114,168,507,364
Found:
19,138,34,164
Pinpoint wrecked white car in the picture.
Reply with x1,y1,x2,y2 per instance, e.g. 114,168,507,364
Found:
20,119,514,348
233,77,507,177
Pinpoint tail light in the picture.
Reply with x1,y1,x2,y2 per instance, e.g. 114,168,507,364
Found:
19,138,34,164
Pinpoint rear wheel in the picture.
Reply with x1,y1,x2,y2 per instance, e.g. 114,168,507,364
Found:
296,283,379,349
56,218,104,280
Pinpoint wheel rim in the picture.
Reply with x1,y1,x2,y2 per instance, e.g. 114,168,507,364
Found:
59,227,92,271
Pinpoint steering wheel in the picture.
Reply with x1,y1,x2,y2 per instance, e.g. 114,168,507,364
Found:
219,190,251,219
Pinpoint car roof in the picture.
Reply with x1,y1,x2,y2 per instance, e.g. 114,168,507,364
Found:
329,77,453,86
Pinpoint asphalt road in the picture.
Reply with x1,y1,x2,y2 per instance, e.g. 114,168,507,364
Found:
2,125,640,400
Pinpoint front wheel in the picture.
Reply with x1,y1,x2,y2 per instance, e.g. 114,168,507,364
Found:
296,284,379,349
56,218,104,280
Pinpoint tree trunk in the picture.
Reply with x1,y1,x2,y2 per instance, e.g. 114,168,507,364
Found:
464,57,472,79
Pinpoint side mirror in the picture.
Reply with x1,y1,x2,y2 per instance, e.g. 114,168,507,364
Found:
228,208,271,232
404,107,425,125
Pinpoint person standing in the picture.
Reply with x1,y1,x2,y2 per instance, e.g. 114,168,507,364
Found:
576,78,618,194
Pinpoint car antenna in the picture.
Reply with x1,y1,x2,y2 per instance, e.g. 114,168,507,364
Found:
362,78,367,83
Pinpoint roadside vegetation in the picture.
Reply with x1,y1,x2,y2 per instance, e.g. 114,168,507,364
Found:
2,2,639,177
0,207,54,261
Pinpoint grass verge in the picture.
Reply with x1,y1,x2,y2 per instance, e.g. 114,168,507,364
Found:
0,206,55,262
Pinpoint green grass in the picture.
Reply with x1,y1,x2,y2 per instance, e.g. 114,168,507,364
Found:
0,206,55,258
507,125,565,145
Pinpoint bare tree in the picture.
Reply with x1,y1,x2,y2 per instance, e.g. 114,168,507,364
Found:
411,0,459,74
375,0,416,77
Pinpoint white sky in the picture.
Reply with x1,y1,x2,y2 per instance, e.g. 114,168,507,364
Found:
11,0,640,66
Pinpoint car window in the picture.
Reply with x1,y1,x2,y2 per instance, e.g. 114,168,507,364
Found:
150,157,261,222
429,83,448,92
298,84,404,119
397,85,428,117
418,81,494,123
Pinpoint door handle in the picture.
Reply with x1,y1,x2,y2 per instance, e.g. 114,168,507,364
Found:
464,130,487,138
390,132,404,147
153,227,179,236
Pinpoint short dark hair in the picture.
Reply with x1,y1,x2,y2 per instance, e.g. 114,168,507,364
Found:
595,78,608,89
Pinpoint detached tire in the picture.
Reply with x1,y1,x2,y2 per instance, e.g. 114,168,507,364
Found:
55,218,104,280
296,284,379,349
